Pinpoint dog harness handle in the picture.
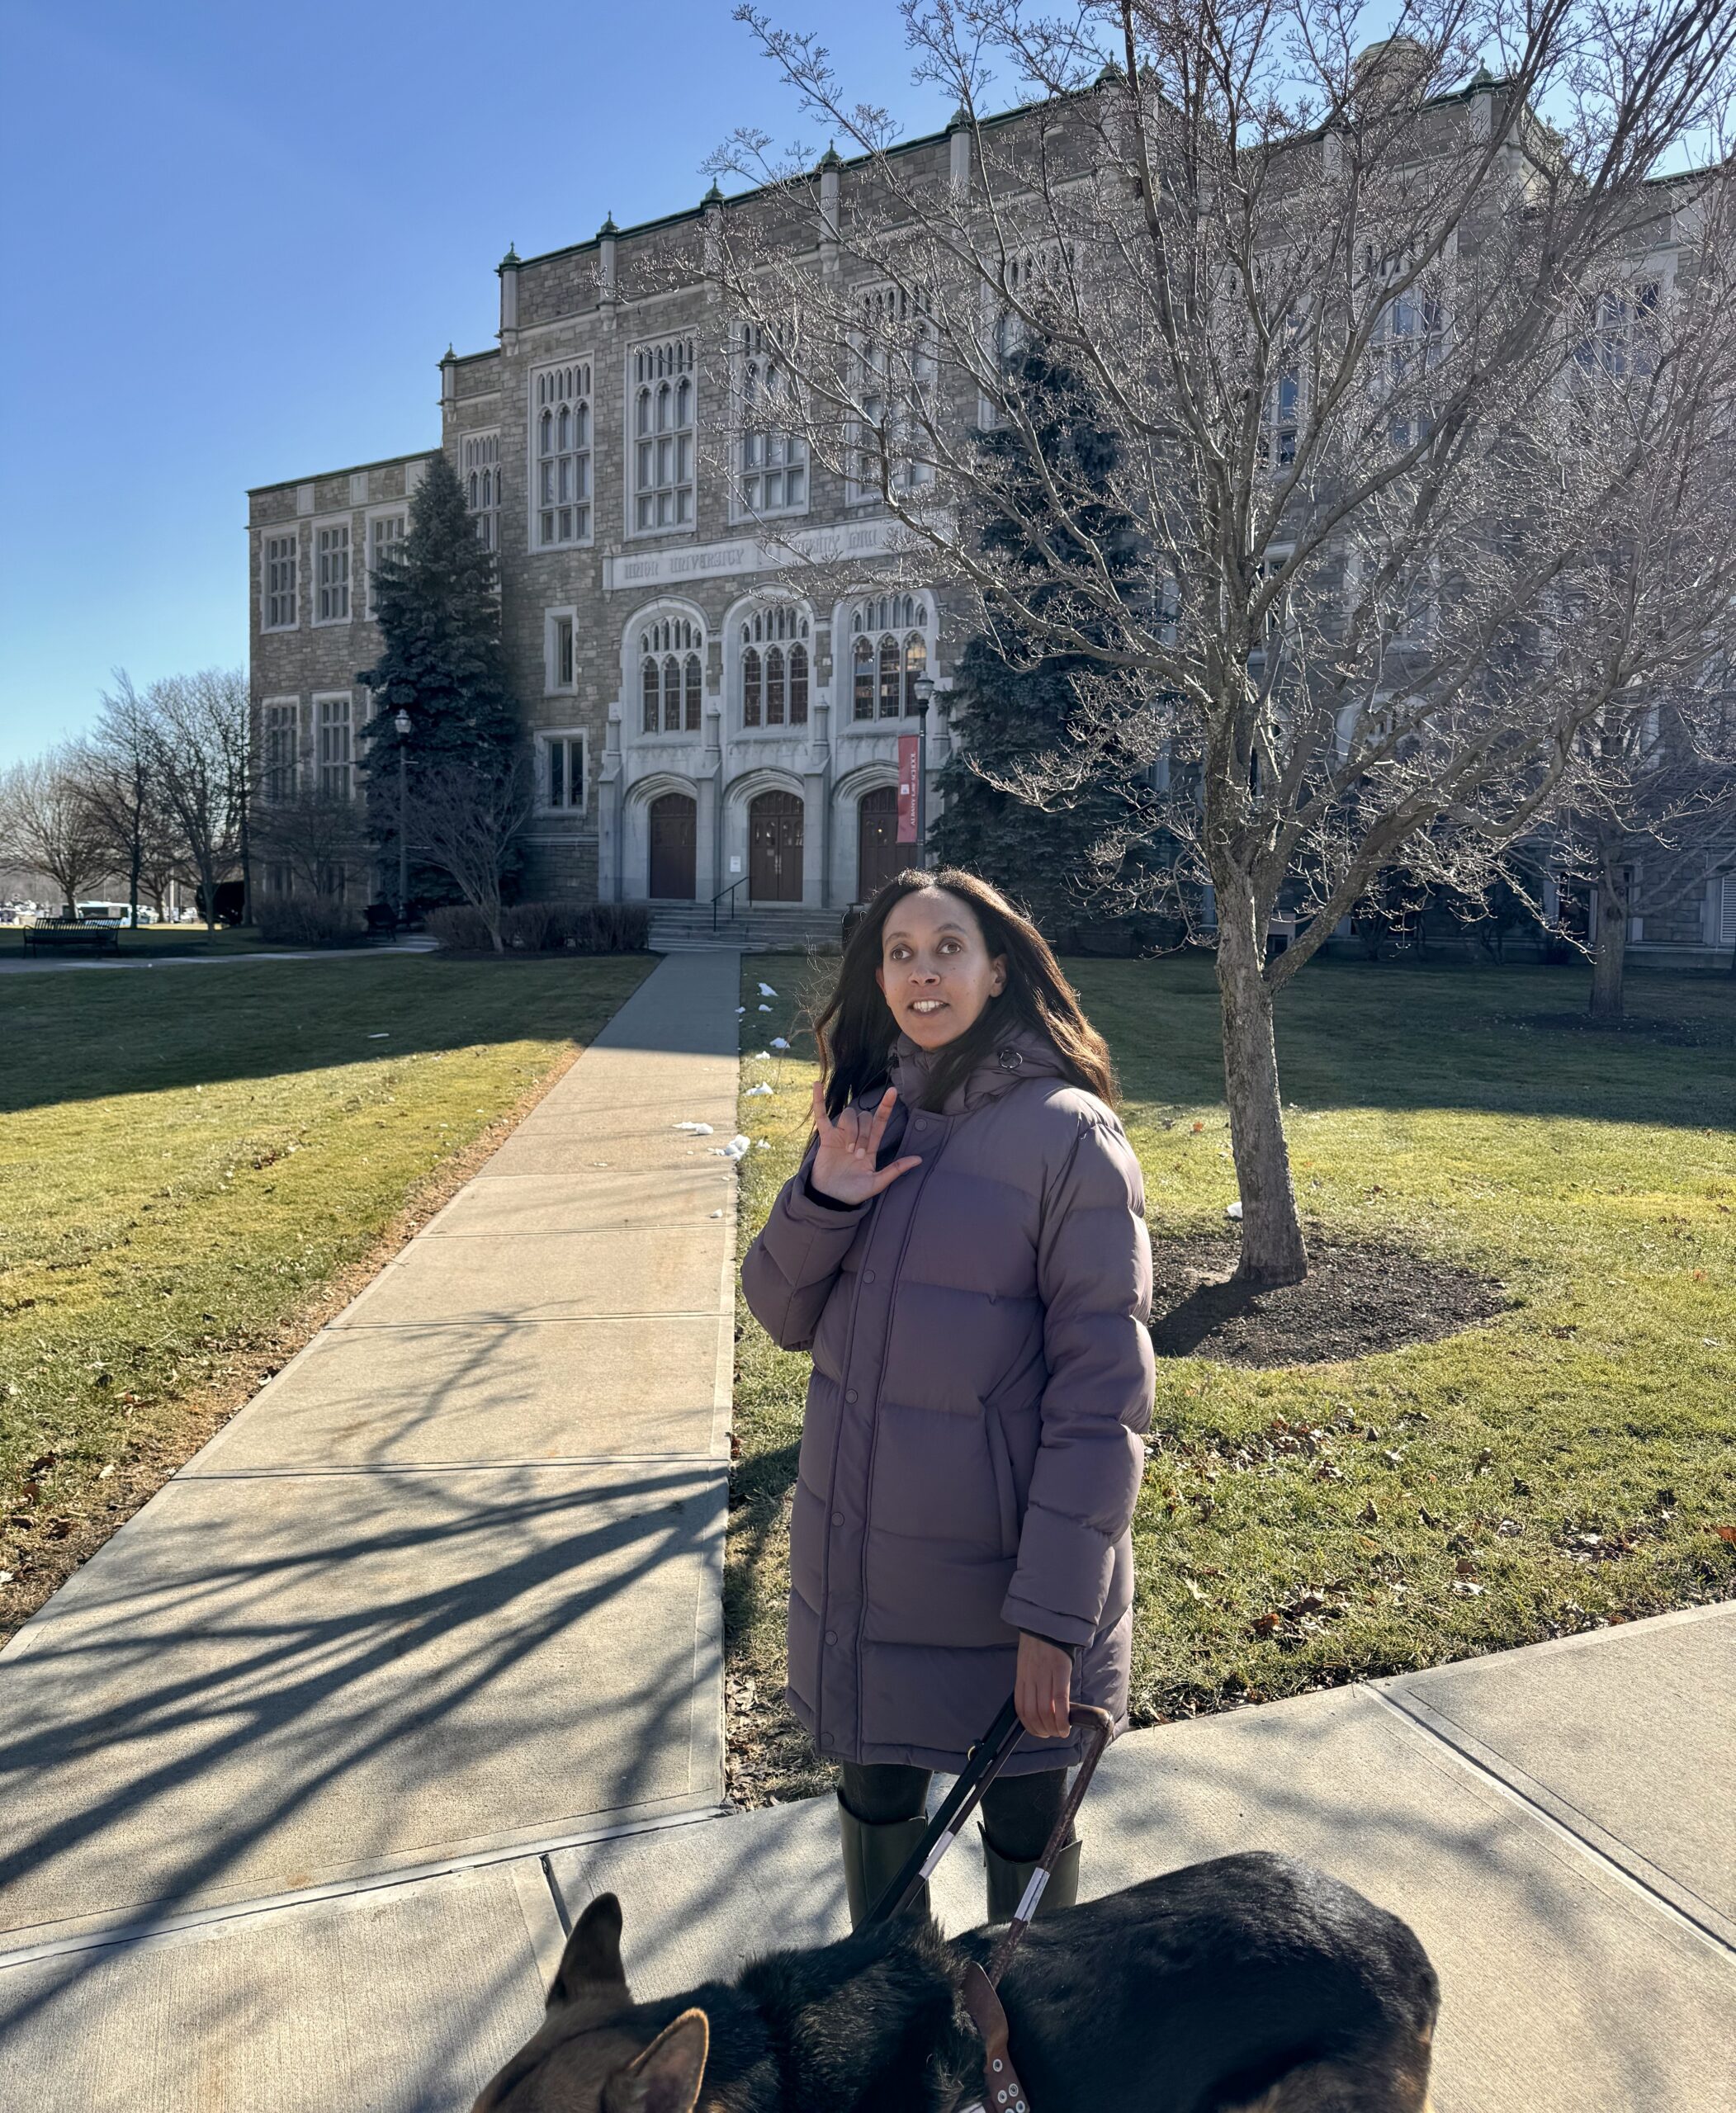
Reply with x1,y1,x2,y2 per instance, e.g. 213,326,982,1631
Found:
887,1701,1111,2113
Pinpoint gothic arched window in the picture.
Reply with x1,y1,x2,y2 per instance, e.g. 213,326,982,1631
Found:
738,606,811,729
848,596,932,721
637,613,704,734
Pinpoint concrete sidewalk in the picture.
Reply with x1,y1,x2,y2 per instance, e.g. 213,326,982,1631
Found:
0,950,742,2104
539,1603,1735,2113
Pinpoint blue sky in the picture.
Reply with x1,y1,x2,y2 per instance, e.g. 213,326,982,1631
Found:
0,0,954,767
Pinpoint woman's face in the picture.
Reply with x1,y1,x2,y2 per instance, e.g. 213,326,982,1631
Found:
875,889,1008,1050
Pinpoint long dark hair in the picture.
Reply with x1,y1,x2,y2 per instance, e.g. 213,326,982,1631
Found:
813,867,1117,1118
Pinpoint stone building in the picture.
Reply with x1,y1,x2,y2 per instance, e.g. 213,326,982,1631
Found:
247,130,985,938
247,102,1736,962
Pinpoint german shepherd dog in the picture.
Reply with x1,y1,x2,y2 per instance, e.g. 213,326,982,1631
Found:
471,1850,1438,2113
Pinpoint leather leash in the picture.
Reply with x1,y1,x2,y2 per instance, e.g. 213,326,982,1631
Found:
863,1700,1115,2113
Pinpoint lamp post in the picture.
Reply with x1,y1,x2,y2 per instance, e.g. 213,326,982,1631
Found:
912,673,935,869
393,708,413,925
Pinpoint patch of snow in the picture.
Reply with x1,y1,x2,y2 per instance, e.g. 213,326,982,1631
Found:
757,1003,772,1012
712,1133,752,1160
745,1083,773,1097
1226,1200,1243,1221
674,1121,715,1135
759,982,778,997
770,1036,790,1051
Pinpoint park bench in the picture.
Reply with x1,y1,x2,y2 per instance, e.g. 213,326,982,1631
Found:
22,920,121,955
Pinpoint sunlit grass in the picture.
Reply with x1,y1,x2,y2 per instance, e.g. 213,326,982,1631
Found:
726,951,1736,1798
0,953,654,1619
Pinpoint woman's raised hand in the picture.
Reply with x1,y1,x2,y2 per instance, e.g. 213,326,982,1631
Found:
808,1080,922,1206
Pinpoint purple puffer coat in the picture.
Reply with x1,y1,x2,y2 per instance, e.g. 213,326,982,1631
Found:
741,1022,1155,1775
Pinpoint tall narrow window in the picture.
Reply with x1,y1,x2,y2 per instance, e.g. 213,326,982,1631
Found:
547,612,575,690
462,431,500,550
637,613,705,734
1368,253,1445,451
263,534,298,630
263,700,297,801
533,364,593,547
788,642,809,725
737,326,808,517
632,337,696,531
545,735,585,810
1261,359,1300,468
849,285,935,500
1577,281,1662,381
317,695,353,798
315,524,351,622
902,633,927,714
853,636,875,721
743,647,762,727
367,513,405,618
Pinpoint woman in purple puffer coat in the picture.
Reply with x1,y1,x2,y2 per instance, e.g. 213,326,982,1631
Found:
741,867,1154,1928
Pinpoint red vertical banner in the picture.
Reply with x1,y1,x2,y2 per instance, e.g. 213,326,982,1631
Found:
896,734,920,843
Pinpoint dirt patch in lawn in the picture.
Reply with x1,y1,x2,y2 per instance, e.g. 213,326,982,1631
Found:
1149,1236,1509,1367
1496,1009,1736,1050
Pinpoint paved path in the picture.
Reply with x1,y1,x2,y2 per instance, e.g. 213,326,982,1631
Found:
3,951,1730,2108
0,949,741,2108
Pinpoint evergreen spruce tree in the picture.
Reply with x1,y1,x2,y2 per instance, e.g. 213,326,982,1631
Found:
360,452,522,901
932,346,1159,940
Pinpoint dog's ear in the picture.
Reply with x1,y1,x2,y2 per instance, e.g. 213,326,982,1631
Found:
604,2011,709,2113
549,1893,627,2008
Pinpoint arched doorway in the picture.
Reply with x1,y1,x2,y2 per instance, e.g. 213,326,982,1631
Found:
648,792,697,900
856,784,901,903
748,790,803,902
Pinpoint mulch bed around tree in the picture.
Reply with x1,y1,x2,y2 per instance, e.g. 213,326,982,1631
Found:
1149,1235,1510,1368
1495,1009,1736,1049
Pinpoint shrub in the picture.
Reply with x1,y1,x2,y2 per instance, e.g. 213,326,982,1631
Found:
501,901,557,951
578,902,651,953
424,903,494,951
425,900,651,953
254,897,363,948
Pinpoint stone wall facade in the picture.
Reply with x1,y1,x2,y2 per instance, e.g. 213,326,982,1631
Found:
248,107,1736,955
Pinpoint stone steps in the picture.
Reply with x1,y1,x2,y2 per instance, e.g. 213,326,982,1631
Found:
648,904,844,954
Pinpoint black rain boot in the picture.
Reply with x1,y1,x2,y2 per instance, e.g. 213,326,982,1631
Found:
982,1827,1082,1925
837,1794,930,1930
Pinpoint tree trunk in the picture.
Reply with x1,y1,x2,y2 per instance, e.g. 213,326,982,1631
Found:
1215,872,1308,1287
1590,877,1627,1020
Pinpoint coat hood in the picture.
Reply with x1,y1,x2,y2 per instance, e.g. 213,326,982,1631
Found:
887,1019,1071,1118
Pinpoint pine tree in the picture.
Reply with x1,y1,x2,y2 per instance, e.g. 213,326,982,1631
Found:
360,453,522,900
932,346,1160,938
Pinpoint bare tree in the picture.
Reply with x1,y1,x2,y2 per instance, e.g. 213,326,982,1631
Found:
703,0,1736,1283
250,787,372,905
403,757,533,953
71,672,176,929
1549,674,1736,1016
144,668,249,924
0,750,111,917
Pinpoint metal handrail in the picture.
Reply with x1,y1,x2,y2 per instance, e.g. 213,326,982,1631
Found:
711,877,745,932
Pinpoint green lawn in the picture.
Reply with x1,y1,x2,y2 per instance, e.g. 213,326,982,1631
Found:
0,953,653,1634
0,923,280,957
726,952,1736,1803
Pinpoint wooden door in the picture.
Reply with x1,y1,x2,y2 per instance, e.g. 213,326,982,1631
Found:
648,793,697,900
748,791,804,902
856,784,901,903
